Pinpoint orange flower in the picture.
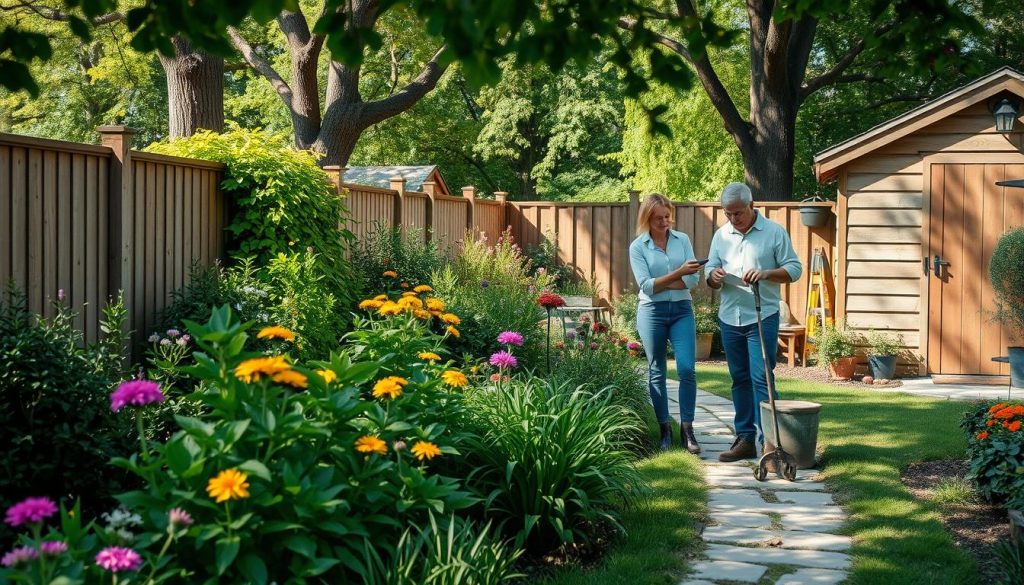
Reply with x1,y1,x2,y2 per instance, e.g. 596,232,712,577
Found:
426,298,445,312
440,313,461,326
414,284,433,293
272,369,308,389
411,441,441,461
374,294,388,301
441,370,468,388
418,351,442,363
1006,420,1022,432
355,435,388,456
446,326,460,338
400,282,410,289
413,309,431,320
206,469,250,503
317,369,337,384
234,356,290,383
372,376,408,400
383,270,398,278
257,325,295,342
976,431,989,440
378,301,403,317
359,299,385,310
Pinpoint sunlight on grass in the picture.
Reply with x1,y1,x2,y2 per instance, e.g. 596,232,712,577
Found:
931,478,978,507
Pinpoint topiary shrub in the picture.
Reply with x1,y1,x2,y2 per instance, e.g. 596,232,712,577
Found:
990,227,1024,342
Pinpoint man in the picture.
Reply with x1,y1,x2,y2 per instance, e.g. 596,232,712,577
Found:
705,182,802,462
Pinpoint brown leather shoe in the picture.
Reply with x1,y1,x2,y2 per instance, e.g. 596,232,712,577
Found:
680,422,701,454
718,437,756,462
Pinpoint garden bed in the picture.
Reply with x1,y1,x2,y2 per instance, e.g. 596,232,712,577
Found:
701,358,903,388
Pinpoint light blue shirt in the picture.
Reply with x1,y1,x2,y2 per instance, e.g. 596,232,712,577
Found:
629,229,700,303
705,212,802,327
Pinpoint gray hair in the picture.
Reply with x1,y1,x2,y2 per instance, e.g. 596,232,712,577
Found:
720,182,753,206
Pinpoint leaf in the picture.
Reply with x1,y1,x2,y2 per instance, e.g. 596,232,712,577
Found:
237,553,268,585
283,534,317,558
215,536,241,575
238,459,271,482
175,415,215,437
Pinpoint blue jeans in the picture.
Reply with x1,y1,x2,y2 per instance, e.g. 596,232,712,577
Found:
636,300,697,424
720,312,780,444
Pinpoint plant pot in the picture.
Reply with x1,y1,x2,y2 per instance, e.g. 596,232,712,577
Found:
696,332,713,361
1009,347,1024,389
562,295,592,307
799,206,830,228
828,356,858,380
759,399,822,469
868,354,898,380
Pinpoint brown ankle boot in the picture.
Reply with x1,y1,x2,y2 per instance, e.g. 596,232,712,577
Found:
680,422,701,454
718,437,756,462
658,422,672,451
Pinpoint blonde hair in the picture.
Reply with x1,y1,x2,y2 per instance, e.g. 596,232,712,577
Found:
636,192,674,236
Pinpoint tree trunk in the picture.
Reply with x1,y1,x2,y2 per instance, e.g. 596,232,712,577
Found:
159,36,224,138
744,85,798,201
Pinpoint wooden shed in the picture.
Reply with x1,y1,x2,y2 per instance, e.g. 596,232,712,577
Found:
814,66,1024,382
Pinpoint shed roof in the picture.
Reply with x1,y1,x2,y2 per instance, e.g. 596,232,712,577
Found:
343,165,451,195
813,66,1024,183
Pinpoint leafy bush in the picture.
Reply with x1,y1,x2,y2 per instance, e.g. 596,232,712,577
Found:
865,329,904,357
693,295,719,336
433,230,553,369
145,127,357,315
349,224,447,300
0,290,135,544
993,537,1024,585
523,234,575,288
961,400,1024,508
990,227,1024,341
462,379,649,554
815,321,858,366
611,291,639,336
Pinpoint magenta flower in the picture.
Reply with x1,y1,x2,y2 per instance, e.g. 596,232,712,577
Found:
589,342,599,350
489,351,518,369
627,341,641,351
95,546,143,573
110,380,165,412
1,546,38,567
40,541,68,556
496,331,524,346
5,497,58,527
168,507,193,529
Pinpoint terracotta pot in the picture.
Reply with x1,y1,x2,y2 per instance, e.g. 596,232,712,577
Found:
828,356,858,380
696,332,713,361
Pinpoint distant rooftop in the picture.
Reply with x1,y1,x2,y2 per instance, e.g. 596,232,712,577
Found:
343,165,450,195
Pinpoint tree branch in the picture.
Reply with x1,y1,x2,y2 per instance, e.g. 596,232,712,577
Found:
800,21,896,101
361,45,449,126
227,26,294,110
1,0,123,24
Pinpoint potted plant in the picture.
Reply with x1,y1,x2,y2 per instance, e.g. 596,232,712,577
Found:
799,195,831,228
816,321,858,380
866,329,904,380
693,296,719,360
990,227,1024,388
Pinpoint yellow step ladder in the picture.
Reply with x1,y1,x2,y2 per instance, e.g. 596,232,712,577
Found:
803,247,835,365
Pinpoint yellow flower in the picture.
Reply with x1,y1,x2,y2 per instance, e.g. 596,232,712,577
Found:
257,325,295,342
426,298,445,312
398,296,423,310
317,369,337,384
383,270,398,278
446,326,460,338
378,301,402,317
401,291,417,297
418,351,442,363
374,294,388,301
235,356,291,383
399,282,410,289
441,370,468,388
355,435,388,456
206,469,250,503
413,309,431,320
272,369,308,389
411,441,441,461
414,284,433,293
440,313,461,326
372,376,408,400
359,299,385,310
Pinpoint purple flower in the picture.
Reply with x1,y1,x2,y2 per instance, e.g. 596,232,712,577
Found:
166,328,180,338
57,289,66,302
95,546,143,573
168,508,193,529
175,337,188,347
496,331,524,346
110,380,165,412
566,330,576,341
589,342,599,350
1,546,38,567
489,351,518,369
180,334,191,344
5,497,58,527
40,541,68,556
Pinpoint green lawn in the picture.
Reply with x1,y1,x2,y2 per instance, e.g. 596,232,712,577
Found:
693,364,980,585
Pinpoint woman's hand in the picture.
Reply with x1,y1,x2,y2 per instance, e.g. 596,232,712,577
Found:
678,259,703,276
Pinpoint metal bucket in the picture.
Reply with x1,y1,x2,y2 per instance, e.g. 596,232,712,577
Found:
760,399,822,469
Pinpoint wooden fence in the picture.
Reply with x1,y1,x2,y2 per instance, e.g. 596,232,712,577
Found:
0,128,226,346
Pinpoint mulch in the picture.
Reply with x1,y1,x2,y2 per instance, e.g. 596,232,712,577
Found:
697,357,903,389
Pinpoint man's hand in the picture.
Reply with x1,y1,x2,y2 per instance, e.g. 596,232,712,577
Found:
743,268,766,285
708,267,726,288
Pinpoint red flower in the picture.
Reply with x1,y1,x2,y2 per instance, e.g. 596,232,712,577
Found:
592,322,608,334
976,431,989,440
537,292,565,309
1006,420,1022,432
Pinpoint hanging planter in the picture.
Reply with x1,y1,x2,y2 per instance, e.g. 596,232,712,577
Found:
799,195,831,228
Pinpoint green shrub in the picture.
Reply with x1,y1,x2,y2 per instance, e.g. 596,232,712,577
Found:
814,321,858,366
961,400,1024,508
523,234,575,289
993,537,1024,585
462,379,649,554
693,295,719,336
611,291,639,336
990,227,1024,341
349,224,446,300
865,329,904,357
0,290,135,543
145,127,357,316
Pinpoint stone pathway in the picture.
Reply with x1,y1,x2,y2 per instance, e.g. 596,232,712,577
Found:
669,390,852,585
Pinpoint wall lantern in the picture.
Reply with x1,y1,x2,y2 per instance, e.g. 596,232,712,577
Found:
993,98,1019,133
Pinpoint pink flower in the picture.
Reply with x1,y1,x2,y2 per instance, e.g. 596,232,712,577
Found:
95,546,143,573
589,342,599,350
40,541,67,556
1,546,37,567
496,331,524,346
57,289,66,302
168,507,193,529
627,341,641,351
110,380,165,412
5,497,58,527
489,351,518,369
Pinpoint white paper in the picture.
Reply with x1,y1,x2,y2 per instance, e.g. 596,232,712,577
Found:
723,272,750,289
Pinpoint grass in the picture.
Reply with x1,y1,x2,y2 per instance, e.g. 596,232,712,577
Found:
541,411,707,585
692,363,980,585
931,478,978,507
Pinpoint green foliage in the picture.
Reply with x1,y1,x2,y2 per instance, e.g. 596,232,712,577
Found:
993,537,1024,585
432,230,553,369
865,329,904,357
989,227,1024,341
693,295,719,336
349,224,446,300
0,289,135,543
961,400,1024,508
523,235,575,289
144,127,357,313
612,291,639,336
814,321,859,366
463,379,649,553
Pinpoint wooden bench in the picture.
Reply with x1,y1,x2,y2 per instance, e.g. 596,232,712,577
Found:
777,326,806,368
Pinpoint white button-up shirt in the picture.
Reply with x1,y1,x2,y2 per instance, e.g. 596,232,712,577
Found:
704,212,802,326
629,229,700,303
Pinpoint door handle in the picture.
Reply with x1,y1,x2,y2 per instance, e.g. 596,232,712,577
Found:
933,255,950,278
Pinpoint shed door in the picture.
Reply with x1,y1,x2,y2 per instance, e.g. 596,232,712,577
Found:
927,161,1024,377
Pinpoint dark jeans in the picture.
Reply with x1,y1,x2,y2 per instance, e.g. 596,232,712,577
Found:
720,312,780,444
636,300,696,424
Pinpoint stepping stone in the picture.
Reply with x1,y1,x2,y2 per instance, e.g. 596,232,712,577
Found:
706,475,828,491
711,510,773,529
695,434,735,444
689,560,767,583
779,512,846,532
773,491,836,507
709,490,771,508
701,526,851,551
704,544,851,570
774,568,848,584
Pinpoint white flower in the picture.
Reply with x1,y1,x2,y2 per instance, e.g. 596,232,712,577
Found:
160,338,171,346
175,337,187,346
148,333,160,343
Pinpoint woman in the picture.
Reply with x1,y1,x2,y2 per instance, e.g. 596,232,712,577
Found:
628,193,702,453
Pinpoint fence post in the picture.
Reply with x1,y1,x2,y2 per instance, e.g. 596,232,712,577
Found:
389,175,407,236
494,191,508,237
97,125,136,323
322,165,347,230
627,189,640,237
461,185,476,236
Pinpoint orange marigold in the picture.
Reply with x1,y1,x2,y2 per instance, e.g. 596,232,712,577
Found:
418,351,442,363
413,309,431,320
355,435,388,456
411,441,441,461
206,469,250,503
414,284,433,293
374,294,388,301
257,325,295,342
446,326,460,338
378,301,403,317
234,356,291,383
383,270,398,278
372,376,408,400
272,369,308,389
441,370,468,388
359,299,385,310
976,431,990,440
1007,420,1022,432
441,313,461,326
426,298,445,312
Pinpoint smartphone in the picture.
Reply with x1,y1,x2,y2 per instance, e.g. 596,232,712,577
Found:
696,258,710,266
